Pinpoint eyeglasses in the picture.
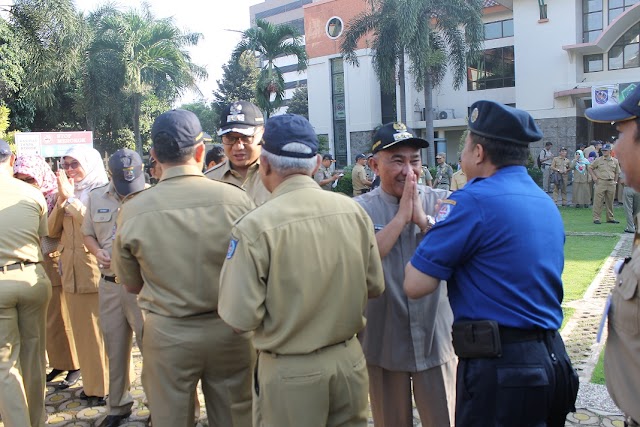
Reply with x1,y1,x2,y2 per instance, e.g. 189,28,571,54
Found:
222,133,258,146
61,161,80,170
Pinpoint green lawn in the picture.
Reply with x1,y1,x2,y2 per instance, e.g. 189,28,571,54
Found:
558,205,626,233
591,346,606,385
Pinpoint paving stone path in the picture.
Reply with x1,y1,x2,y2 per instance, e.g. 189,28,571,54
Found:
0,232,632,426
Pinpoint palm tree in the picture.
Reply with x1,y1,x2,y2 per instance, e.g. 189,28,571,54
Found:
232,18,307,118
342,0,483,146
89,3,206,155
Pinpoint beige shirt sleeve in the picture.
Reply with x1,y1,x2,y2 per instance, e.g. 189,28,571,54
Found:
219,227,267,332
112,212,144,290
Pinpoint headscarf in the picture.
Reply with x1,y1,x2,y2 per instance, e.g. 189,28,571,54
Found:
13,154,58,214
62,146,109,205
574,150,590,174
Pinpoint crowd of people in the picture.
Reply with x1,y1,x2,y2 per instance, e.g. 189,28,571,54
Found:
4,88,640,427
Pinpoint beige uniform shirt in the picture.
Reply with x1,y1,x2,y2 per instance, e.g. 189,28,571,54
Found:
550,156,570,174
205,159,270,206
450,170,467,191
314,165,334,191
219,175,385,354
352,164,369,194
0,175,48,265
112,165,255,318
81,182,121,278
589,156,620,181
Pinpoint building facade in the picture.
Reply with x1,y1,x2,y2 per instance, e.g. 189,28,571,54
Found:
303,0,640,166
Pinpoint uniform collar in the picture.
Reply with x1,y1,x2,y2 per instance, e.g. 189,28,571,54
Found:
271,174,318,198
217,158,260,178
160,165,204,182
106,182,121,201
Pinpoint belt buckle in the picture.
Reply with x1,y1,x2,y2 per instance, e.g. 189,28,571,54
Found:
115,276,120,284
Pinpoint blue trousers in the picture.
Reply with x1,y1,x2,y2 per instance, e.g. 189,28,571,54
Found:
455,331,578,427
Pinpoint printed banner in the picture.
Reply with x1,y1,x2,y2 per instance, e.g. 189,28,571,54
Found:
591,84,619,108
15,131,93,157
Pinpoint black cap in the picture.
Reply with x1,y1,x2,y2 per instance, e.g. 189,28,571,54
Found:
371,122,429,154
218,101,265,136
560,146,568,151
151,109,205,148
355,153,366,161
602,143,613,151
108,149,145,196
468,100,542,145
322,153,334,161
545,142,553,147
0,139,11,156
262,114,318,158
585,84,640,123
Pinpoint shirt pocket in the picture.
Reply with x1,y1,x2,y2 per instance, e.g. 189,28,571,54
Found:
611,258,640,336
93,211,113,223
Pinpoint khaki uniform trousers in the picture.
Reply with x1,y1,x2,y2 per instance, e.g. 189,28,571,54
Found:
42,256,79,371
99,278,144,415
64,291,109,397
553,177,568,205
542,165,552,192
142,312,254,427
593,180,617,222
255,337,369,427
624,187,640,232
367,358,457,427
0,264,51,427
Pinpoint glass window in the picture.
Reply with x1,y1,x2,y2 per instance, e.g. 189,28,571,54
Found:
610,0,624,7
467,46,515,91
584,0,602,12
484,22,502,40
625,0,639,6
624,43,640,68
503,19,514,37
610,7,624,22
584,54,603,72
609,46,624,69
584,11,603,30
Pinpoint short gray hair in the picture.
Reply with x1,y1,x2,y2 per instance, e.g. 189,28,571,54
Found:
262,142,317,175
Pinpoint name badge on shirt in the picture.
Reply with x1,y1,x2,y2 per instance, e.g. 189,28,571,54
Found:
98,208,110,213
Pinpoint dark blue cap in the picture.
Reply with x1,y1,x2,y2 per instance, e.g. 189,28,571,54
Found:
262,114,318,158
108,149,145,196
585,83,640,123
151,109,204,149
355,153,366,160
371,122,429,154
468,100,543,145
0,139,10,156
602,143,613,151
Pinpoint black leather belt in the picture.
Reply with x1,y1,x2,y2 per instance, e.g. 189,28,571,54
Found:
101,274,119,283
499,326,554,344
262,336,354,357
1,261,39,273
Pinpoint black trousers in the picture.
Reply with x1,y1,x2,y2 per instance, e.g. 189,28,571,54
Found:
455,331,578,427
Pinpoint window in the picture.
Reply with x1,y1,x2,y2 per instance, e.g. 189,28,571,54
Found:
584,54,604,72
331,58,348,166
467,46,515,91
608,23,640,70
609,0,639,24
483,19,514,40
583,0,603,42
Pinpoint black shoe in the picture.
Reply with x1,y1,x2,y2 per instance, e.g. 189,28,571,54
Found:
80,390,107,407
607,220,620,224
625,229,635,234
594,220,602,224
97,411,132,427
46,369,65,383
57,369,81,390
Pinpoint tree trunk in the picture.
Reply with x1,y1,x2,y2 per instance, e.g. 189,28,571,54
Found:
424,72,434,162
133,93,142,157
399,52,407,123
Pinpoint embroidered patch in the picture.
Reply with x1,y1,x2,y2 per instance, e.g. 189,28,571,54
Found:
98,208,110,213
435,200,456,222
226,238,239,259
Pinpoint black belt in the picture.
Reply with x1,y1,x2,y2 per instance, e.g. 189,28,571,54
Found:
101,274,119,283
499,326,554,344
262,336,354,357
1,261,39,273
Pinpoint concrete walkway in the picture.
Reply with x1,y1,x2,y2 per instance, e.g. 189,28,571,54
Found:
0,231,631,427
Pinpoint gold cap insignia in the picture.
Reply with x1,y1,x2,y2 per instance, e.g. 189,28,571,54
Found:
470,108,479,123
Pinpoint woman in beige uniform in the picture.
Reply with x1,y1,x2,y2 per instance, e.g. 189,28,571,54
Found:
14,154,81,387
48,146,109,404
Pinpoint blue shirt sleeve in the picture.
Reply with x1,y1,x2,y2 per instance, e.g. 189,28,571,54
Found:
410,188,484,280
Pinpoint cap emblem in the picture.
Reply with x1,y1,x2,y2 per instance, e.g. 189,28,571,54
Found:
393,122,407,131
393,131,413,141
470,108,479,123
122,166,135,182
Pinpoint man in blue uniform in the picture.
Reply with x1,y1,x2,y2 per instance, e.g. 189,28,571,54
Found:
404,100,579,427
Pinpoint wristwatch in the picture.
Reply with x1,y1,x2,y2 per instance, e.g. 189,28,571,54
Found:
63,197,77,208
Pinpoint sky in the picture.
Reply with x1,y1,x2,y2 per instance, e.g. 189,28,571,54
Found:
74,0,263,105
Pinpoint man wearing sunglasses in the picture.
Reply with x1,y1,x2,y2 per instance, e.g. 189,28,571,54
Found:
205,101,271,205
